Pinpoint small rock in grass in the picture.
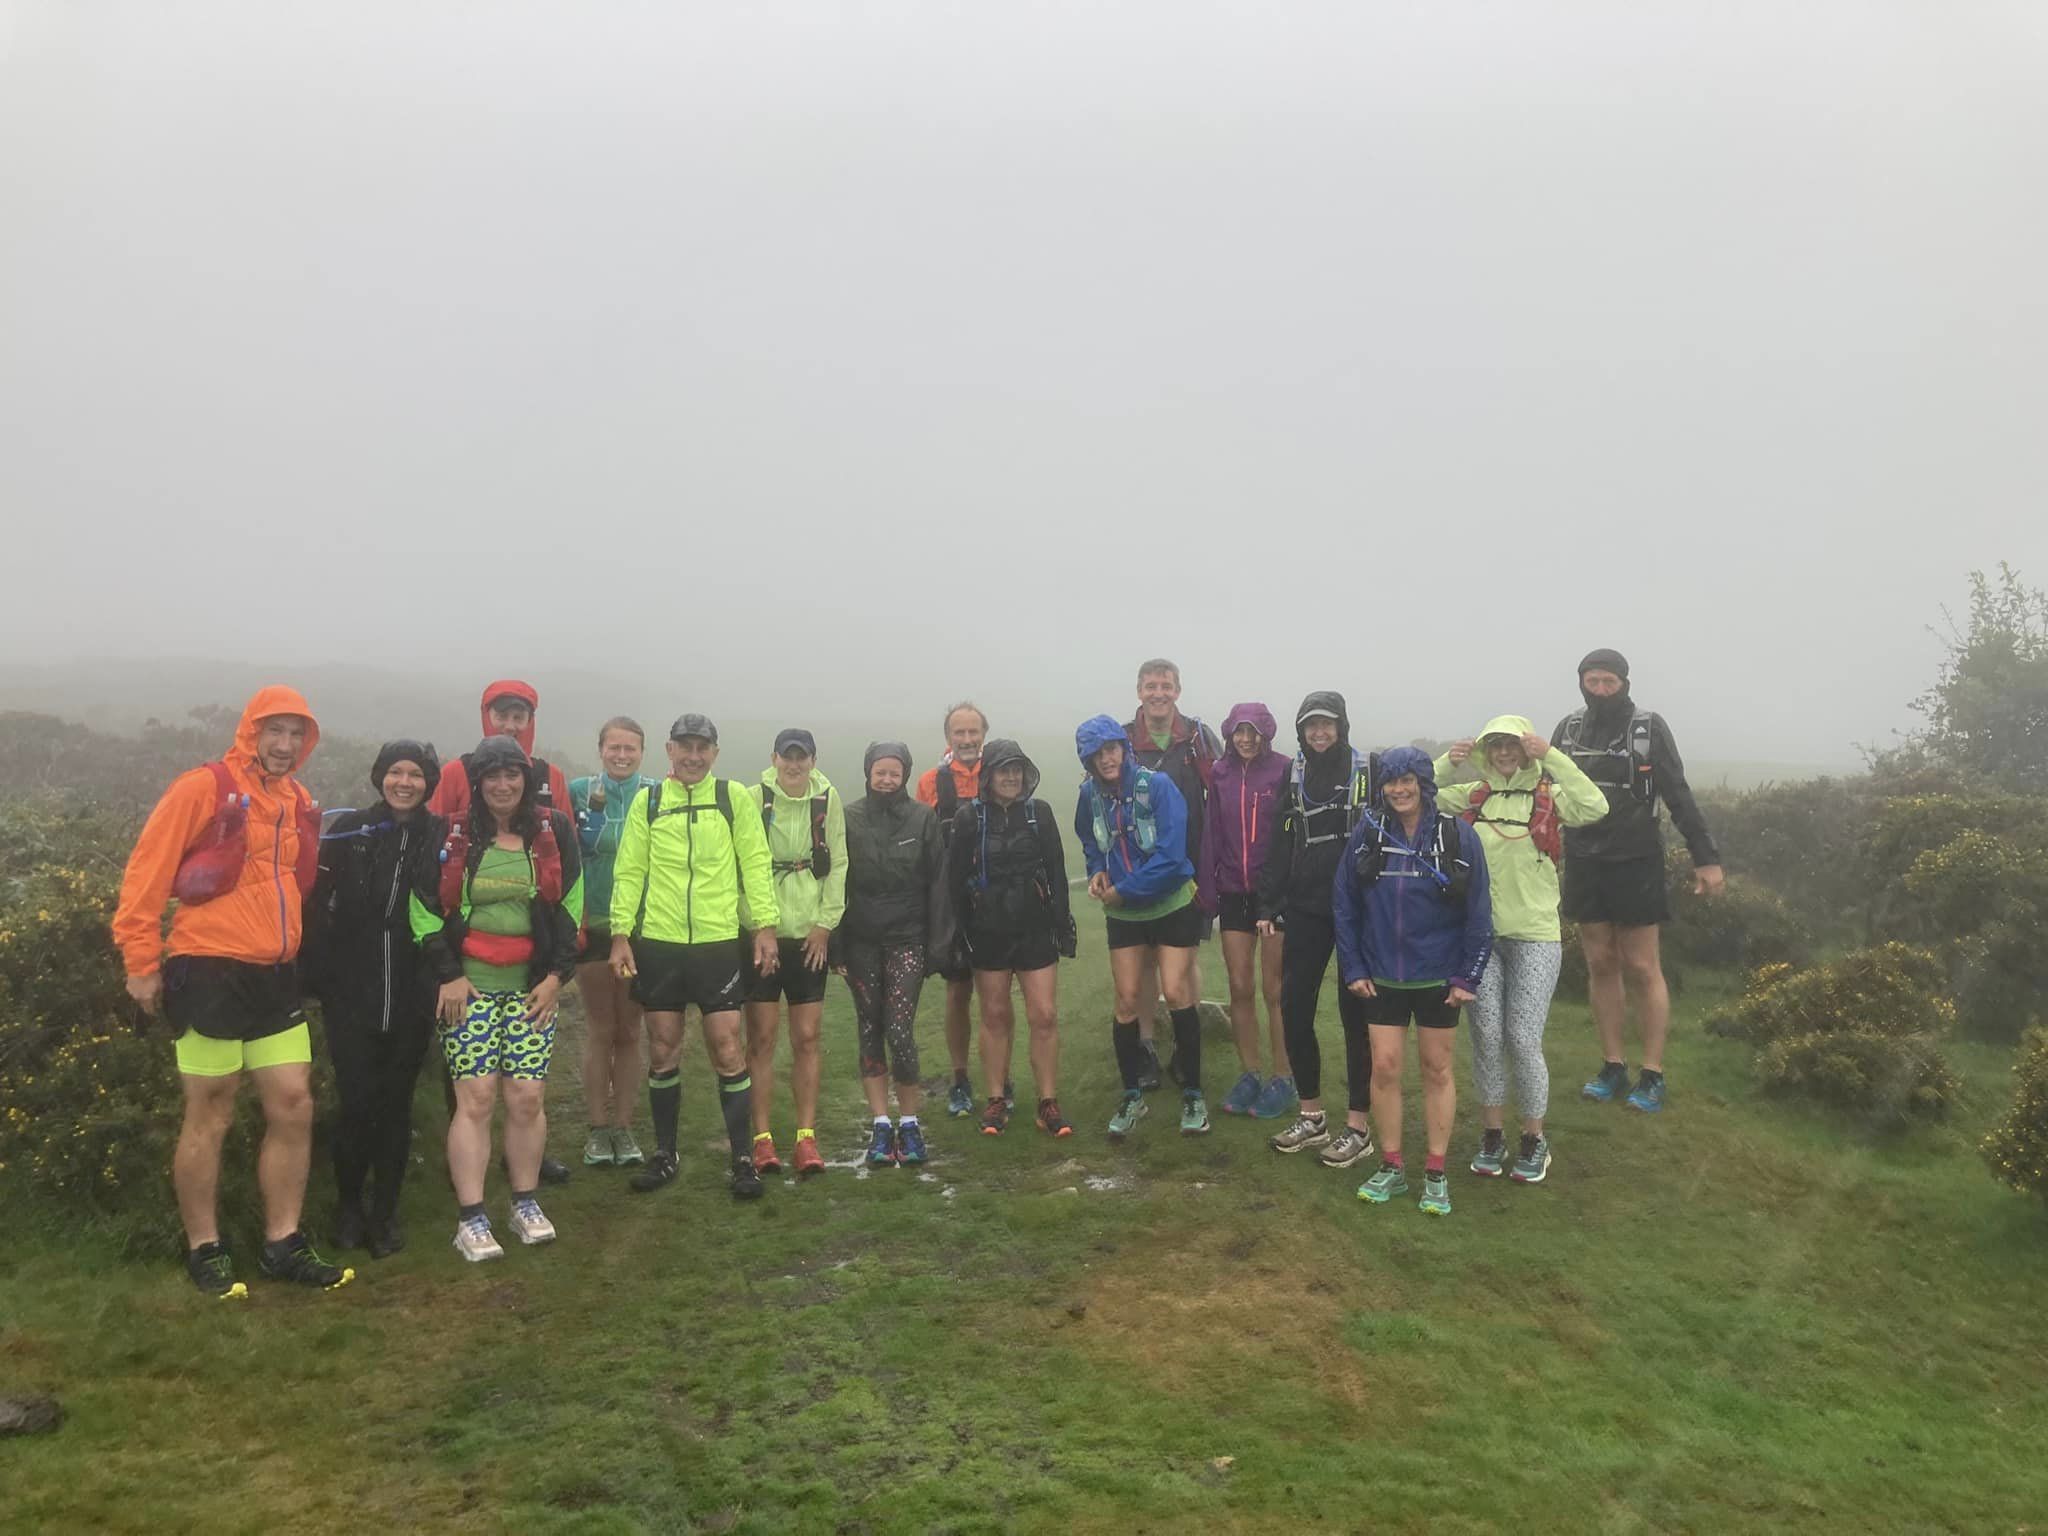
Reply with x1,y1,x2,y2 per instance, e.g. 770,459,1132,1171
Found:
0,1395,62,1436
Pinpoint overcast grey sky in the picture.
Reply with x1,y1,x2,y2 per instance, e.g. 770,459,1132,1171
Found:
2,2,2042,764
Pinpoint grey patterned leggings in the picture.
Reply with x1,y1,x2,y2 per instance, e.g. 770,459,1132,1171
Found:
1467,938,1561,1120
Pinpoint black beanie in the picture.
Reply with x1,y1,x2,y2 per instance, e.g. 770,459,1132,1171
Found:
372,739,441,799
1577,648,1629,682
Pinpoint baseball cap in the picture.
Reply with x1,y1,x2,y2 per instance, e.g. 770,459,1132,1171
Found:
668,713,718,745
774,728,817,758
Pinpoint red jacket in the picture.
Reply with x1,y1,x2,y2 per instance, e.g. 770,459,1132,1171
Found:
428,678,572,820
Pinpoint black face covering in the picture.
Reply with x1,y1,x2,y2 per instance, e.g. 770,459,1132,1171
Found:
1295,691,1352,801
1577,648,1633,727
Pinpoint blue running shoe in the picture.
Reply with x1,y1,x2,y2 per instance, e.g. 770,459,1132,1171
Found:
1582,1062,1629,1102
896,1120,929,1165
1625,1072,1666,1113
1252,1075,1298,1120
866,1121,898,1166
946,1078,974,1118
1220,1071,1262,1116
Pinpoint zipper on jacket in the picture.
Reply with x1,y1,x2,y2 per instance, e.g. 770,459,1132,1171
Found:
272,801,289,965
379,825,410,1034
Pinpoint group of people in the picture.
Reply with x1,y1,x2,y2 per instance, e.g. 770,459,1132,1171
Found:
112,651,1722,1298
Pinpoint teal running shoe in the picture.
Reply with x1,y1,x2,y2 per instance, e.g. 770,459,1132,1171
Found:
1469,1128,1507,1178
1625,1072,1666,1113
1418,1170,1452,1217
1179,1090,1211,1136
946,1078,974,1118
1511,1134,1552,1183
1107,1091,1147,1141
1357,1164,1409,1204
1582,1061,1629,1102
1251,1075,1297,1119
1220,1071,1262,1116
583,1127,615,1166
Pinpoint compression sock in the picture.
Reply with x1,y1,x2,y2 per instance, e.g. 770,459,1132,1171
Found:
718,1072,753,1159
1112,1020,1145,1090
649,1070,682,1156
1424,1154,1446,1176
1383,1150,1404,1170
1169,1006,1202,1093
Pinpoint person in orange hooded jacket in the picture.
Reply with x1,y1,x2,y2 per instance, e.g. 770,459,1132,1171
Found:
113,686,354,1299
428,680,574,822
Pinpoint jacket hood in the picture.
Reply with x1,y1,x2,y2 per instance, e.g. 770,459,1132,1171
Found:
231,686,320,778
1477,714,1534,743
977,738,1041,802
1471,716,1543,789
479,678,541,755
1075,714,1134,775
1376,744,1439,809
1294,690,1351,800
1222,702,1279,744
760,765,835,801
372,738,441,799
466,734,537,799
863,740,912,793
1294,691,1350,738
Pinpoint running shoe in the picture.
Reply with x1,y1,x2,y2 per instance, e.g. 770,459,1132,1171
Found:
1470,1128,1507,1178
792,1133,825,1178
1356,1165,1409,1204
610,1127,646,1166
186,1241,247,1301
1511,1134,1552,1184
368,1216,407,1260
752,1133,782,1173
583,1127,615,1166
1179,1090,1211,1136
1625,1073,1667,1114
1036,1099,1074,1138
897,1121,929,1166
1269,1112,1330,1154
452,1213,504,1263
629,1150,680,1193
509,1196,557,1245
866,1122,898,1167
259,1232,354,1290
730,1156,766,1200
1318,1125,1376,1169
1252,1075,1298,1120
1418,1170,1452,1217
1582,1061,1629,1102
1137,1042,1163,1092
946,1078,975,1118
334,1204,367,1251
980,1097,1011,1136
1107,1090,1147,1141
1220,1071,1262,1116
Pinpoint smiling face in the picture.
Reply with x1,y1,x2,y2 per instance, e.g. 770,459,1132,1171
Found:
1138,669,1180,727
381,759,428,812
1091,740,1126,781
1484,735,1528,777
480,764,525,817
990,761,1026,803
599,727,643,779
1300,716,1338,753
1382,774,1422,817
945,709,986,765
667,736,717,785
1231,723,1263,761
868,756,906,795
776,747,814,796
255,715,307,776
487,697,533,739
1581,669,1625,699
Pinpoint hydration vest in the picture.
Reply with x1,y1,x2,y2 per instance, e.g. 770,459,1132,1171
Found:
758,783,832,880
1352,807,1472,904
436,809,565,914
1463,776,1563,862
1287,750,1380,849
1089,767,1161,863
1558,707,1655,805
970,798,1053,901
172,760,321,905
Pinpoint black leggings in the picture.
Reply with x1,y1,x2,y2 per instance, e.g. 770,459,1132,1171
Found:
1279,909,1370,1111
844,939,926,1085
326,1009,433,1220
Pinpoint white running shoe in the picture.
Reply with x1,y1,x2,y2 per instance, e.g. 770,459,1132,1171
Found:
508,1197,557,1246
453,1213,504,1263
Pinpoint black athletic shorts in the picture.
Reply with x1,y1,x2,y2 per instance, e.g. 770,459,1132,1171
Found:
1216,893,1260,934
745,937,830,1006
577,925,614,966
1360,984,1460,1030
964,927,1059,974
1105,902,1204,951
162,956,304,1041
1560,854,1671,928
629,937,747,1016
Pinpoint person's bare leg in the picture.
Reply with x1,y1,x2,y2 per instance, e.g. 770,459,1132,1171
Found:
744,1001,780,1136
1260,932,1289,1078
787,1002,824,1131
1220,928,1260,1074
1368,1025,1408,1158
975,971,1016,1104
1580,922,1627,1067
1418,1028,1456,1160
577,960,617,1126
1109,947,1145,1025
447,1075,497,1206
1019,965,1060,1100
501,1078,546,1190
1618,924,1671,1071
174,1072,240,1247
250,1061,313,1241
1155,946,1197,1010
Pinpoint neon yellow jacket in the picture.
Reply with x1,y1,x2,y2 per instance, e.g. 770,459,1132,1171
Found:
739,767,848,939
609,776,779,943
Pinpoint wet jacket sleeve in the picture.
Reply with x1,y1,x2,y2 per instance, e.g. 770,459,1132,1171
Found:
730,784,780,934
946,805,976,932
1651,715,1720,866
1037,806,1074,939
1257,795,1295,923
112,768,217,977
1434,779,1477,815
1432,751,1481,788
299,811,353,994
608,786,652,935
543,811,582,981
1197,789,1222,914
1331,818,1374,987
1453,819,1494,991
1543,747,1610,828
1074,784,1107,879
818,790,849,932
923,810,958,962
1112,774,1192,905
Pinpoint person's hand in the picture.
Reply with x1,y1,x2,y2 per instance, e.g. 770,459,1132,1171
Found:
126,973,163,1016
610,935,636,979
1087,871,1113,903
1694,864,1726,898
437,976,477,1028
524,974,563,1025
1521,732,1550,760
1100,885,1123,909
1446,985,1476,1008
1446,739,1475,766
1346,978,1377,999
802,926,831,971
1255,918,1278,939
831,963,847,977
754,928,780,972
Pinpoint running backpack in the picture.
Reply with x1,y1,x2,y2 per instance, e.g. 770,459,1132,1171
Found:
172,761,321,905
758,784,832,879
970,799,1054,902
1089,768,1162,862
435,810,566,914
1558,707,1655,804
1287,750,1380,849
1352,808,1473,904
1463,777,1563,862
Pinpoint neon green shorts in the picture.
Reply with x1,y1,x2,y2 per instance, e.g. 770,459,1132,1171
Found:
175,1021,314,1078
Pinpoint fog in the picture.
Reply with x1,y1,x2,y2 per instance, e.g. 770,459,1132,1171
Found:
2,2,2044,768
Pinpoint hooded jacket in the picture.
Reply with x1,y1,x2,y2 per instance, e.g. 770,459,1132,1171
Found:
1332,747,1494,991
948,739,1073,950
1125,706,1221,875
303,745,445,1029
1073,715,1195,922
569,768,661,928
427,680,573,823
740,766,849,939
114,686,322,976
1256,691,1371,923
411,736,584,988
841,741,956,955
1201,703,1289,907
1431,715,1609,943
606,764,779,945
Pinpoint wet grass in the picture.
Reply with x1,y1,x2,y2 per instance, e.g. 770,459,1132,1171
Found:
3,936,2044,1533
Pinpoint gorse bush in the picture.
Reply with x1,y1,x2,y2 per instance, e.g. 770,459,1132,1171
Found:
1896,830,2048,1044
1695,776,1883,940
1981,1028,2048,1200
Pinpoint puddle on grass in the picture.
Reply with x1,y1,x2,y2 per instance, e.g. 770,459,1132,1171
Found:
1083,1174,1131,1192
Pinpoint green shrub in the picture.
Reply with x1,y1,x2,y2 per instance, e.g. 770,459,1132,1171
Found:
1754,1031,1960,1123
1982,1028,2048,1200
1695,776,1884,939
1892,829,2048,1043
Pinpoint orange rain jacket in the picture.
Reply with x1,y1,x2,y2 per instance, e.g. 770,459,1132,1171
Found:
113,686,322,977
